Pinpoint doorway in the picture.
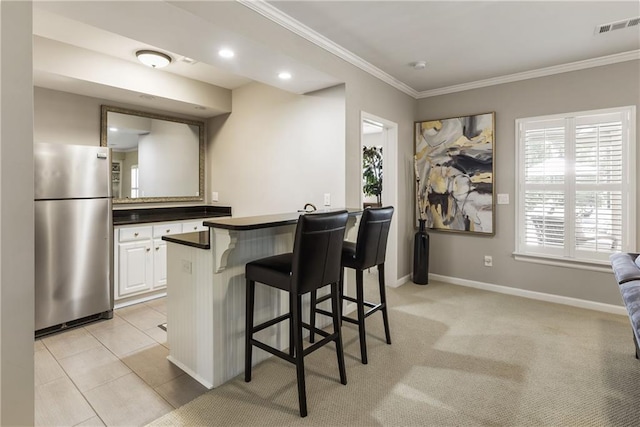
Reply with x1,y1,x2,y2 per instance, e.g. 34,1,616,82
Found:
360,112,399,287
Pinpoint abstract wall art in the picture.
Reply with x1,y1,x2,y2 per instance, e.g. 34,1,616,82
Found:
414,112,495,235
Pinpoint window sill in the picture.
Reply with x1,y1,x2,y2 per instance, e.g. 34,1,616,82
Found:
513,252,613,273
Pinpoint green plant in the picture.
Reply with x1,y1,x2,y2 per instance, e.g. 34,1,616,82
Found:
362,146,383,205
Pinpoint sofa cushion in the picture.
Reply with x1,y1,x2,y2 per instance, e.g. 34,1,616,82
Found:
636,255,640,270
618,280,640,342
610,253,640,284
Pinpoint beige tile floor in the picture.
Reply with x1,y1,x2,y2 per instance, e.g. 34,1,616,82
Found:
35,298,208,427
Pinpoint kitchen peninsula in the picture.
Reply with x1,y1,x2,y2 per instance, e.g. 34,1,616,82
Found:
162,209,362,389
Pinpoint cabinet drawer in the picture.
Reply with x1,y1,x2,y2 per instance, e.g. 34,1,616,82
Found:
182,221,208,232
119,226,152,242
153,223,183,238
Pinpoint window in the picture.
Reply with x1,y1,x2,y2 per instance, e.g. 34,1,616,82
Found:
131,165,139,198
515,106,636,266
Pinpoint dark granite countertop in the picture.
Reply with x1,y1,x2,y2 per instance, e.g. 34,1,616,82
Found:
162,231,210,249
203,208,362,231
113,205,231,226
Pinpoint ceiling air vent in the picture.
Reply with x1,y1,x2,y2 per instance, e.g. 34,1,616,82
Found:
595,17,640,35
179,56,198,65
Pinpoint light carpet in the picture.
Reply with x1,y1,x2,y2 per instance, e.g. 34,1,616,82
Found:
149,278,640,426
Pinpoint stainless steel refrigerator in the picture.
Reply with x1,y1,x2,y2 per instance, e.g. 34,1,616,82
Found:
34,143,113,336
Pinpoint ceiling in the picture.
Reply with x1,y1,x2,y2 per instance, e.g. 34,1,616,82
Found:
267,0,640,95
32,1,640,117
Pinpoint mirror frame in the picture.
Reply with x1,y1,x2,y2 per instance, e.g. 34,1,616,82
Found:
100,105,205,204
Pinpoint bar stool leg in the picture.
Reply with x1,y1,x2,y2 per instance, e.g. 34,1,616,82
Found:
331,282,347,385
289,292,295,357
245,279,255,382
355,269,368,364
378,263,392,345
309,291,317,344
338,267,344,327
291,294,307,417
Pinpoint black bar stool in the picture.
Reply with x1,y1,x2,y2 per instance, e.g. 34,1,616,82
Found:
310,206,394,364
244,211,348,417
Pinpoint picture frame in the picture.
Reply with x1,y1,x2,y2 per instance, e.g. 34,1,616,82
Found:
414,112,495,235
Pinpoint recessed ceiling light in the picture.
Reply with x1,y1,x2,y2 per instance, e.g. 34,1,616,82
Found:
278,72,292,80
109,127,118,132
410,61,427,70
136,50,172,68
218,49,235,58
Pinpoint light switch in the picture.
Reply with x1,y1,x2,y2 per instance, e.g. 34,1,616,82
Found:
181,259,192,274
497,193,509,205
211,191,219,202
324,193,331,206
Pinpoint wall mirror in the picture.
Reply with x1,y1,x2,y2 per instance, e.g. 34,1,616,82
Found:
100,105,204,204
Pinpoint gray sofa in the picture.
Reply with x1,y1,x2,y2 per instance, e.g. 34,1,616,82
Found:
610,252,640,359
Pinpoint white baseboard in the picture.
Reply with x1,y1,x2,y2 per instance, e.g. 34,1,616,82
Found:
426,273,626,316
114,292,167,310
394,274,411,288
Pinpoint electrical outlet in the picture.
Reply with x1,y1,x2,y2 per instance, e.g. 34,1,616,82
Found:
484,255,493,267
211,191,219,202
324,193,331,206
181,259,192,274
497,193,509,205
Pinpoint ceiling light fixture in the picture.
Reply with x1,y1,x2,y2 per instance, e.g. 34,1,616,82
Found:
136,50,172,68
278,71,292,80
218,49,235,58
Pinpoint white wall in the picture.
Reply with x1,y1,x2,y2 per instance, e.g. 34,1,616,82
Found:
212,4,418,279
208,82,346,217
417,60,640,306
0,2,34,424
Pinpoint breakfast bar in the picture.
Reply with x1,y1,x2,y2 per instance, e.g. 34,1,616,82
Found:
163,209,362,389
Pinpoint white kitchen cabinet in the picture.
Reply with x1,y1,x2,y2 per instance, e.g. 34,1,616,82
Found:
114,220,204,305
182,220,209,233
153,238,167,289
151,223,182,290
118,239,153,297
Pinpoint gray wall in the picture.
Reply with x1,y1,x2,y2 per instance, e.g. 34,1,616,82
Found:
34,87,207,208
0,2,34,424
416,60,640,306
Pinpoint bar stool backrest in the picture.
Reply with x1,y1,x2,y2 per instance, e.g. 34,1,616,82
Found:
354,206,394,269
292,211,349,295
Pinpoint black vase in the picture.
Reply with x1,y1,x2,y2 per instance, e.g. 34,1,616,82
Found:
413,219,429,285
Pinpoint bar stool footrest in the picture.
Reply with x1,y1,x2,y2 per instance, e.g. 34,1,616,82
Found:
341,302,384,323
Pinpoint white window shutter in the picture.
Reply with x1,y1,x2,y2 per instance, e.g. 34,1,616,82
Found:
516,106,636,265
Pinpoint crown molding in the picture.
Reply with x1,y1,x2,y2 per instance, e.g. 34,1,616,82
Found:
237,0,419,98
239,1,639,100
417,50,640,98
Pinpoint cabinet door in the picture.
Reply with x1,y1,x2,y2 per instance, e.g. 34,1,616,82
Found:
118,240,153,298
153,238,167,290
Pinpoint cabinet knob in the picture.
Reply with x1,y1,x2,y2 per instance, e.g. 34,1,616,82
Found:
193,226,197,230
155,247,160,251
166,229,170,233
134,232,139,237
146,248,150,252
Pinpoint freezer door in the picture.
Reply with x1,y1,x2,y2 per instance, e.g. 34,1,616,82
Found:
34,143,111,200
35,198,113,331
